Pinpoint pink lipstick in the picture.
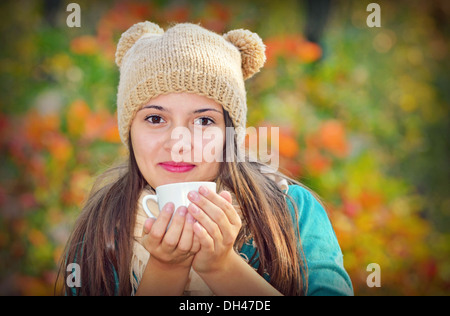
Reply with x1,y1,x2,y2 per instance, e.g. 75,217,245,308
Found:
159,161,195,173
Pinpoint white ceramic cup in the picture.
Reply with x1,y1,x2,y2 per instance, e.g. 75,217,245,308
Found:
142,181,217,219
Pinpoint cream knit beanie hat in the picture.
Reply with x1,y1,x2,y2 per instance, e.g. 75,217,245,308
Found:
115,21,266,146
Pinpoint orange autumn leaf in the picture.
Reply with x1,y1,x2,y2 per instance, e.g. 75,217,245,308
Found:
23,110,59,150
303,147,332,175
70,36,99,55
358,189,384,210
101,117,121,143
249,124,299,159
83,109,121,143
284,35,302,53
84,111,105,140
264,35,322,66
95,1,153,61
278,132,299,158
297,41,322,63
45,133,73,165
67,99,91,138
317,120,350,158
283,36,322,62
67,100,120,143
264,37,287,66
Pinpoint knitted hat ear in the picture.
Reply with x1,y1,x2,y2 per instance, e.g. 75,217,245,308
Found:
223,29,266,80
115,21,164,67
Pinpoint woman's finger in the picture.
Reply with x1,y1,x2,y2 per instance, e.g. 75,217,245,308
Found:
218,190,233,203
218,191,242,228
177,212,195,253
143,218,155,235
191,235,201,254
162,206,188,250
193,222,214,252
148,202,174,243
188,188,240,234
198,187,241,227
188,190,228,229
187,202,222,242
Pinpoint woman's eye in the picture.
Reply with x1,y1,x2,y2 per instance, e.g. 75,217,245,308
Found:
194,117,215,126
145,115,165,124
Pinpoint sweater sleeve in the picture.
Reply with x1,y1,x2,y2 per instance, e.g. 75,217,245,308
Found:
286,185,354,296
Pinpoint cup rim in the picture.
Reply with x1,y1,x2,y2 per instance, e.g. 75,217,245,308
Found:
155,181,216,191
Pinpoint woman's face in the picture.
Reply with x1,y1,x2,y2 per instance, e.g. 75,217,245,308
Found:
130,92,226,189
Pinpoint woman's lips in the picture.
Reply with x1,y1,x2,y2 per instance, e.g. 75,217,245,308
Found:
159,161,196,173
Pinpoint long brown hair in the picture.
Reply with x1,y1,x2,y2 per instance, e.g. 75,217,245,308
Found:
56,143,145,295
219,112,308,295
57,111,308,296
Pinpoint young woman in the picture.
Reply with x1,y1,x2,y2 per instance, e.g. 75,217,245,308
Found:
58,21,353,296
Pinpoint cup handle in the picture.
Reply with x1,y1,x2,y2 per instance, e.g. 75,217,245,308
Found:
142,195,158,219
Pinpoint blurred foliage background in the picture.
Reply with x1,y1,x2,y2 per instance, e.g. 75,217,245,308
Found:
0,0,448,295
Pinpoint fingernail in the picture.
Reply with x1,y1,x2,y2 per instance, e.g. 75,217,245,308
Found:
199,186,209,196
178,206,187,217
164,203,174,213
188,191,199,202
188,203,199,214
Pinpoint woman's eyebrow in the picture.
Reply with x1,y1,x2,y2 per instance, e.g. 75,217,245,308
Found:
193,108,222,114
139,105,222,114
140,105,167,111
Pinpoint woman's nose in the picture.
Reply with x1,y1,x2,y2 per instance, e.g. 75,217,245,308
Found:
163,125,193,161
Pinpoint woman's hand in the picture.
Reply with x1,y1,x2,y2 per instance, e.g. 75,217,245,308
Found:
136,203,200,295
186,186,242,274
182,186,282,296
141,202,200,269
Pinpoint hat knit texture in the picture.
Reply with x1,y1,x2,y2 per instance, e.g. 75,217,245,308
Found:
115,21,266,146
